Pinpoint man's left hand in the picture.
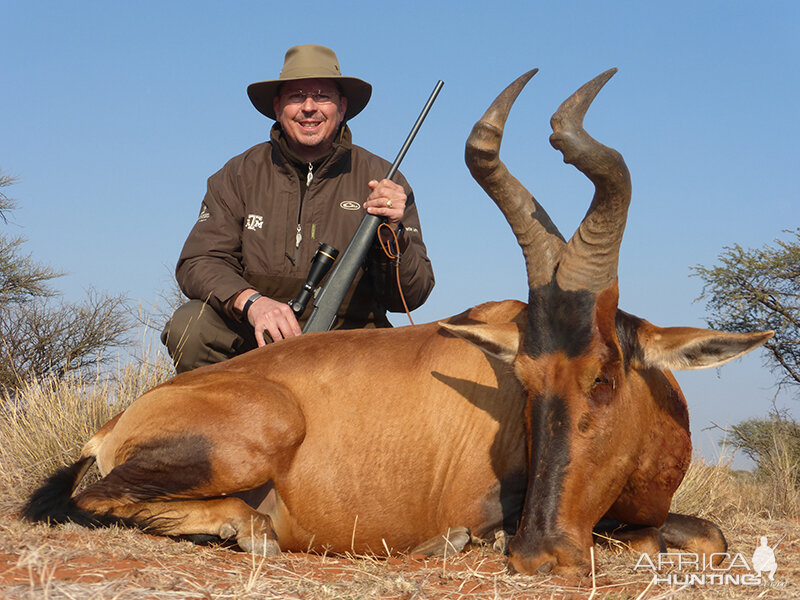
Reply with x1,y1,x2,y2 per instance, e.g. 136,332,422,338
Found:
364,179,405,229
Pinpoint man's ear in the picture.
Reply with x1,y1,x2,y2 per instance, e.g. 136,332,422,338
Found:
438,321,520,364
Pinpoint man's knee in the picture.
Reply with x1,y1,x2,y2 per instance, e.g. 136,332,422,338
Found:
161,300,246,373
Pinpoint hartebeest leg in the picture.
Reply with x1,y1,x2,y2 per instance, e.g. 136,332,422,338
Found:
594,513,726,565
76,496,281,555
659,513,727,565
593,520,666,555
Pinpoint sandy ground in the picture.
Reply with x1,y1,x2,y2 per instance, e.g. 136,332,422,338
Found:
1,512,798,599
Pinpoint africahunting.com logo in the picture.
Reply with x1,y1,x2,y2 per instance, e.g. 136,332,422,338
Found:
634,535,786,587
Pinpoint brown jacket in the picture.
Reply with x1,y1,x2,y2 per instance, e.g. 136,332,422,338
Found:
175,125,435,329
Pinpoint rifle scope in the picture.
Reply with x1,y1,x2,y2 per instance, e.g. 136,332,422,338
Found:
288,243,340,317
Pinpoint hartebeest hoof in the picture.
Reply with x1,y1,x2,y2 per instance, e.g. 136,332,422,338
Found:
492,530,511,554
238,533,281,556
410,526,471,558
221,514,281,556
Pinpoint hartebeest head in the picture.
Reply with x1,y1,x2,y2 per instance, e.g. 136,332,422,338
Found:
445,69,772,574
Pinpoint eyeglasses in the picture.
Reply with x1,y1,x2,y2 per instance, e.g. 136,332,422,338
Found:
282,90,339,105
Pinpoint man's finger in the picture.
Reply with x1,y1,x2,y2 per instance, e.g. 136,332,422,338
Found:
276,305,302,337
288,317,302,337
265,321,283,343
255,327,267,347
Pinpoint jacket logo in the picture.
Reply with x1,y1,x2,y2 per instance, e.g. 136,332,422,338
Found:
245,214,264,231
197,203,211,223
340,200,361,211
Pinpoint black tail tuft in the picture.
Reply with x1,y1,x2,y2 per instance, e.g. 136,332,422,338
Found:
23,457,94,525
22,457,131,529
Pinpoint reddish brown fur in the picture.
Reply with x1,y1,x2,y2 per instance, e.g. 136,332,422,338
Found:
43,286,764,575
76,302,530,554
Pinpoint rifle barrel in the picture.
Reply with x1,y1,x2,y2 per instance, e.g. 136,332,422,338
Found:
386,80,444,180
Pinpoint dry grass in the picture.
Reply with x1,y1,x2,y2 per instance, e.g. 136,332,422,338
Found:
0,349,173,511
1,512,797,599
672,453,800,524
1,352,799,598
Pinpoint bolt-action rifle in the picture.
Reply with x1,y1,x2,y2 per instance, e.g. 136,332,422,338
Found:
291,80,444,333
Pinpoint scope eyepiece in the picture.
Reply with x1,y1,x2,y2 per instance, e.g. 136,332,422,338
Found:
289,243,339,316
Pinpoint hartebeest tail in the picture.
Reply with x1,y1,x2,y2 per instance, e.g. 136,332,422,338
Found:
22,456,131,529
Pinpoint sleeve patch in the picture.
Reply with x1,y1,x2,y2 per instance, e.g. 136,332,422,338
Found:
197,203,211,223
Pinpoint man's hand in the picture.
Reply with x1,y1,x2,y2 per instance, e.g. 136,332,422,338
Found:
364,179,406,229
235,289,302,346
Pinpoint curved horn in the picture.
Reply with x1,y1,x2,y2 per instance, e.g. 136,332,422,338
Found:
465,69,566,290
549,69,632,293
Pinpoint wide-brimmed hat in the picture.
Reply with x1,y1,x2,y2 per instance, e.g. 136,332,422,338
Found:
247,45,372,121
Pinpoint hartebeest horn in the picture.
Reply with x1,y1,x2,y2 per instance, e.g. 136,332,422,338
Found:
549,69,632,293
465,69,566,290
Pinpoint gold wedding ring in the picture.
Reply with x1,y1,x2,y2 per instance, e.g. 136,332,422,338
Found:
386,199,393,209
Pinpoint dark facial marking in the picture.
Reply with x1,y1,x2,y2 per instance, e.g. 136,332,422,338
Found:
524,283,596,358
511,394,571,553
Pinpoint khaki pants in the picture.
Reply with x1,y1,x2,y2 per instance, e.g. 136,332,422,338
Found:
161,300,259,373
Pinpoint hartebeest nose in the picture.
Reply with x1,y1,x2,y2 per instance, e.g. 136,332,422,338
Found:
508,546,589,577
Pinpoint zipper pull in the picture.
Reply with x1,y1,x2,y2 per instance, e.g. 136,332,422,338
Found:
296,224,302,248
306,163,313,187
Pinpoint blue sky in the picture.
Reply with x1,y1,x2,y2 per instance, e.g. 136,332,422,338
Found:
2,1,798,464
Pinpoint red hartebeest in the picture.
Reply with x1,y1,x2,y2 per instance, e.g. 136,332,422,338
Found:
24,69,771,575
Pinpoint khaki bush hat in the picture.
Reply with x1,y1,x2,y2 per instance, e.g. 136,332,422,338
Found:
247,44,372,121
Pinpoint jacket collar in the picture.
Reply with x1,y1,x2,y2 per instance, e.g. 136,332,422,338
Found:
270,123,352,179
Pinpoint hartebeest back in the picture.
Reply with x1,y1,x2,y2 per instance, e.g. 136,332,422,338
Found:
24,69,771,576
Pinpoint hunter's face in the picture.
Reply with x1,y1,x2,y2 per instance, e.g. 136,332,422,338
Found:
274,78,348,161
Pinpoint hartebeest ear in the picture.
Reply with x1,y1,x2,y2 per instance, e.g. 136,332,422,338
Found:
438,322,521,364
635,325,773,371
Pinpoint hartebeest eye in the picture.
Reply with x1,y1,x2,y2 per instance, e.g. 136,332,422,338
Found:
590,373,617,404
593,375,614,388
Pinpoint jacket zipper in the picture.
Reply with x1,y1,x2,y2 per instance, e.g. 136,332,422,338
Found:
295,162,313,249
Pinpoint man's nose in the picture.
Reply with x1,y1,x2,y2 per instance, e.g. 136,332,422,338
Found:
301,96,318,111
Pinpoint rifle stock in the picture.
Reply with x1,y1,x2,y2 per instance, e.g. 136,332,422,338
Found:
302,80,444,333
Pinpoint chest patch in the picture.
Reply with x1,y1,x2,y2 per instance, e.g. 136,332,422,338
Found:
245,214,264,231
339,200,361,211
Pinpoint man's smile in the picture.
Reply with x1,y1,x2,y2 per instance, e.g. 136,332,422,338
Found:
298,119,323,130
